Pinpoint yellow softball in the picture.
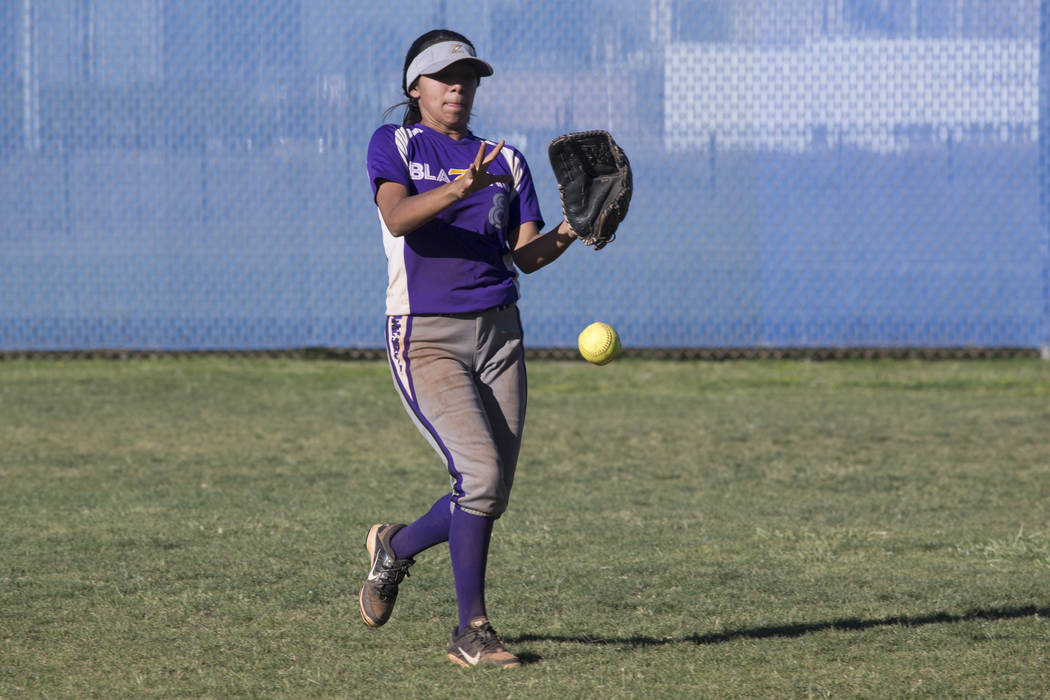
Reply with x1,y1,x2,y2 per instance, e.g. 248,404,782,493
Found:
577,322,622,365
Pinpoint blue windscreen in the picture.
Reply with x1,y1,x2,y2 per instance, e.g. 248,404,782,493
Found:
2,1,1047,350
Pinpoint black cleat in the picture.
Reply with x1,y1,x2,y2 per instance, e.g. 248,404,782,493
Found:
446,617,521,668
358,523,414,627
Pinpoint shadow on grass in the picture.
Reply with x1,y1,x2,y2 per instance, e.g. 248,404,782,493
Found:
507,604,1049,652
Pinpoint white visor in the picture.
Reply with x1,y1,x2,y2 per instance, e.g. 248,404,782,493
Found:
404,40,493,91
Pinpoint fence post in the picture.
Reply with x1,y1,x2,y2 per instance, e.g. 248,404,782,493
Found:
21,0,39,152
1041,0,1050,358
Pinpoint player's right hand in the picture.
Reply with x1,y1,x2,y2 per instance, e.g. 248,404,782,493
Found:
457,140,513,197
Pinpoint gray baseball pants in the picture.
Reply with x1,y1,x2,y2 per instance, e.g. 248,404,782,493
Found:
385,304,526,517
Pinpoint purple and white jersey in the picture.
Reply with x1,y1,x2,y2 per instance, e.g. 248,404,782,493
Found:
367,123,544,315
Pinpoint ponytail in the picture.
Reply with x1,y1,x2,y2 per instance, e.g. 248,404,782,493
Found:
402,98,422,126
381,97,422,126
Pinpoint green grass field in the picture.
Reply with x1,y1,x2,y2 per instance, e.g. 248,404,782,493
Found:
2,357,1049,697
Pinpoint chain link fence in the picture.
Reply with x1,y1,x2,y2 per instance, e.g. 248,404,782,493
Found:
2,1,1048,352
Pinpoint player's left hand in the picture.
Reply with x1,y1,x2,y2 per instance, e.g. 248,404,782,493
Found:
548,130,632,250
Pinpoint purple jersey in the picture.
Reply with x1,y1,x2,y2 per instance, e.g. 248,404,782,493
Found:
367,123,544,315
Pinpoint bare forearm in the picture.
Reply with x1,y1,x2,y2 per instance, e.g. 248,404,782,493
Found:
513,220,577,273
382,181,468,236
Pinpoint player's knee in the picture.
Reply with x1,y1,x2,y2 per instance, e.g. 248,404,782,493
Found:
457,501,506,518
457,480,510,518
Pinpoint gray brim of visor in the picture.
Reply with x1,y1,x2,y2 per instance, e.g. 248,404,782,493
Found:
405,40,494,90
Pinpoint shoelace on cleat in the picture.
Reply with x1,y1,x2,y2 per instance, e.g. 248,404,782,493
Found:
468,623,508,653
373,560,411,600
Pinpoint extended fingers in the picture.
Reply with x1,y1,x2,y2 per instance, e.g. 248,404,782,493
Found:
482,140,505,166
464,140,511,191
473,140,505,173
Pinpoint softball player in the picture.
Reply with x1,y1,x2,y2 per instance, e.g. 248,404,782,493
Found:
360,29,577,668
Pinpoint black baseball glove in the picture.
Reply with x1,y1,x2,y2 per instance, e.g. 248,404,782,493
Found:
548,130,632,250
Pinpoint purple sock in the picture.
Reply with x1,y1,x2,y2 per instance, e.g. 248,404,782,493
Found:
390,494,452,559
449,506,494,633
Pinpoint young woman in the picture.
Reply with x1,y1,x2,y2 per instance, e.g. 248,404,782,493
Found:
360,29,577,668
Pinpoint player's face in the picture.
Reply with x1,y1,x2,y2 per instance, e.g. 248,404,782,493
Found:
410,63,479,138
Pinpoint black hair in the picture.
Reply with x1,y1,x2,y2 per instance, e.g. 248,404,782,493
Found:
386,29,477,127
